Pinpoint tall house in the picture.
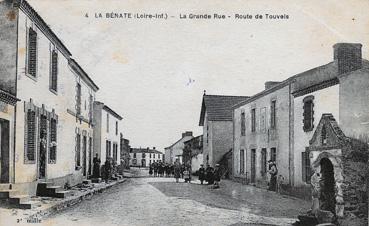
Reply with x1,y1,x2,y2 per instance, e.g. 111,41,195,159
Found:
199,94,249,167
0,0,99,195
130,147,163,167
93,102,123,166
164,131,193,164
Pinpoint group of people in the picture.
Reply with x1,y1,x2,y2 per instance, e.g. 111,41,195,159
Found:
149,160,222,188
93,153,123,182
197,164,221,188
149,160,177,177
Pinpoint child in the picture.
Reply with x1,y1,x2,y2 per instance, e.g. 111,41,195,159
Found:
183,168,190,183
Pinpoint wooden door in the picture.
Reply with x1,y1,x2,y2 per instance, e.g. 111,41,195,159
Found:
0,119,10,183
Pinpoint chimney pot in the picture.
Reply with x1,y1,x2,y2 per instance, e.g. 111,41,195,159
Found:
333,43,362,75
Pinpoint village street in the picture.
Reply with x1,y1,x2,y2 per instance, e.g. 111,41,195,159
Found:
43,169,310,226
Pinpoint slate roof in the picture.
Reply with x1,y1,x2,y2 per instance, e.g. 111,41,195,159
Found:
199,95,249,126
130,148,163,154
233,59,369,109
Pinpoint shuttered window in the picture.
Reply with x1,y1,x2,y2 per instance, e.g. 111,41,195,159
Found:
303,96,314,132
113,143,118,162
26,109,36,161
270,100,276,129
270,147,276,162
27,27,37,77
76,83,81,115
302,151,311,184
261,148,267,176
49,118,57,163
241,112,246,136
50,50,58,92
240,149,245,174
76,134,81,167
251,108,256,132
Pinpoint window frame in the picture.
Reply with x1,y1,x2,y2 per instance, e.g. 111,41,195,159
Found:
27,26,38,79
48,117,57,164
24,108,37,164
302,151,311,184
303,95,315,132
76,83,82,115
239,149,245,174
270,100,276,129
241,112,246,136
251,108,256,132
49,48,58,94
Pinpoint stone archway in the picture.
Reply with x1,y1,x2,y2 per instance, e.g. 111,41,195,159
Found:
319,158,336,213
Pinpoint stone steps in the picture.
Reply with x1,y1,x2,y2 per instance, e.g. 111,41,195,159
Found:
37,181,72,199
54,190,73,198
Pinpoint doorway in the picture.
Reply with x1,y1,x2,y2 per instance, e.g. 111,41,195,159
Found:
251,149,256,183
38,115,47,179
319,158,336,213
0,119,10,183
82,135,87,176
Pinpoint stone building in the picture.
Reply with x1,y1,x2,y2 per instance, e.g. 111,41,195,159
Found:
93,102,123,167
183,135,203,171
0,0,99,200
120,134,130,169
164,131,193,164
232,43,369,199
129,147,163,167
199,94,249,168
305,114,368,225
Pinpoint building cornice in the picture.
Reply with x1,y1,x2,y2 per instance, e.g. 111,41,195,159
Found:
0,89,19,106
292,78,339,98
69,59,99,92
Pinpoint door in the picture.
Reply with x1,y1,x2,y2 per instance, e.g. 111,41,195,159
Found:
251,149,256,183
88,137,92,176
0,119,10,183
38,116,47,179
82,136,87,176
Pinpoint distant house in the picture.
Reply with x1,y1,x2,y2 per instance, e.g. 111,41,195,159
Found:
164,131,193,164
199,94,249,167
129,147,163,167
93,102,123,167
183,135,203,171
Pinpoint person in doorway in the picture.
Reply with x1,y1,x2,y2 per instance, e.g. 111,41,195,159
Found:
268,160,278,191
104,157,112,183
174,159,182,183
198,164,206,185
213,164,221,189
93,153,101,178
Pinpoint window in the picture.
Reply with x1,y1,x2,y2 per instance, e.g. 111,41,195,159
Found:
260,107,266,132
261,148,267,176
241,112,246,136
49,118,57,163
113,143,117,162
27,27,37,77
150,153,152,158
115,121,118,135
106,113,109,132
50,50,58,92
133,153,136,158
270,148,276,162
321,125,327,145
89,95,93,122
76,83,81,115
303,96,314,132
142,153,146,158
240,149,245,174
251,108,256,132
75,133,81,168
25,109,36,162
302,151,311,184
106,140,111,158
270,100,276,129
206,124,209,143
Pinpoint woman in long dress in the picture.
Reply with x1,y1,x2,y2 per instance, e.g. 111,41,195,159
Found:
173,160,182,183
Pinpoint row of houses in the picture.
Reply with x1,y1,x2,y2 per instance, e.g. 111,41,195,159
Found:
195,43,368,221
129,147,164,167
0,0,131,205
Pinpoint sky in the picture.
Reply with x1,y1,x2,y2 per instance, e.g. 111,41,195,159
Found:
28,0,369,152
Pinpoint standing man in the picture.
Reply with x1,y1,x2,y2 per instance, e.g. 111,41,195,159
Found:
213,164,221,189
198,164,206,185
268,160,278,191
174,159,182,183
93,153,101,178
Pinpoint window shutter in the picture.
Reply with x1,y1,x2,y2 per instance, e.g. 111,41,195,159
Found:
49,118,57,163
305,153,311,184
28,28,37,77
51,50,58,91
301,152,306,182
27,110,36,161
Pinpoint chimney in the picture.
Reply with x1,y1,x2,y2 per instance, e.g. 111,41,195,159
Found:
147,147,149,150
264,81,281,90
153,147,156,150
333,43,362,75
